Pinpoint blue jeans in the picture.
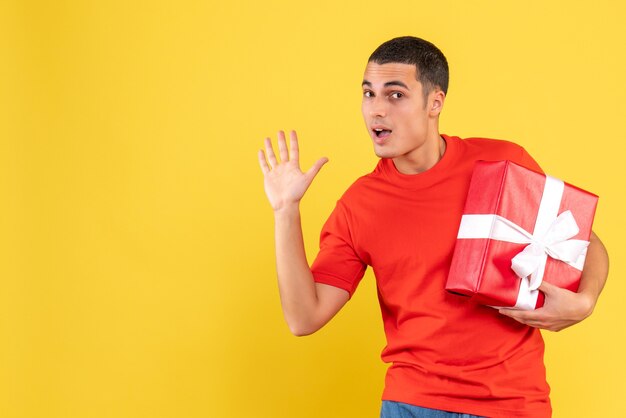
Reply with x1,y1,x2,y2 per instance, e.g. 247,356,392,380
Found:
380,401,485,418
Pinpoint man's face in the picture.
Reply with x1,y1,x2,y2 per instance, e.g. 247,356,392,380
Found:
361,62,435,161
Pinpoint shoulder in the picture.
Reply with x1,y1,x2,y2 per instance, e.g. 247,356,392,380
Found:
450,135,542,173
461,136,526,155
451,135,530,161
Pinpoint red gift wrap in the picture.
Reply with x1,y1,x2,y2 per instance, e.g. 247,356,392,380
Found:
446,160,598,310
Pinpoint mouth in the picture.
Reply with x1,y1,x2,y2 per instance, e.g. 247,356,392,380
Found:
372,126,392,142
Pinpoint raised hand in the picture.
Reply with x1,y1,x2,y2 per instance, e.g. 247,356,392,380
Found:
258,130,328,212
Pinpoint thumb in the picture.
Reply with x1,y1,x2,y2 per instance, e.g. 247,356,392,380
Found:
538,281,557,294
305,157,329,180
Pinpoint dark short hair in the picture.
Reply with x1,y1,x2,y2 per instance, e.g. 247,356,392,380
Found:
368,36,449,98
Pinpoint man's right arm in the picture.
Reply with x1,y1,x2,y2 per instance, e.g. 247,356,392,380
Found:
259,130,349,336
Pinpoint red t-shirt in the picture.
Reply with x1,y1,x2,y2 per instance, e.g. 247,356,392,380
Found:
311,135,551,418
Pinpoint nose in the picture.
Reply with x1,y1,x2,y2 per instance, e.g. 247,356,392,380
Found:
365,96,387,118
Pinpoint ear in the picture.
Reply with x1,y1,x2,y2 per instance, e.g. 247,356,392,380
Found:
429,89,446,117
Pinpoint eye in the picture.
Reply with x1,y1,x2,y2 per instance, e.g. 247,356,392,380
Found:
363,90,373,98
390,92,404,99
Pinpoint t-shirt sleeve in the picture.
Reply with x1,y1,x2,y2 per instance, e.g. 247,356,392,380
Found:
310,200,367,299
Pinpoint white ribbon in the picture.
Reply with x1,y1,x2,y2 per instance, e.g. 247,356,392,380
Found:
457,175,590,310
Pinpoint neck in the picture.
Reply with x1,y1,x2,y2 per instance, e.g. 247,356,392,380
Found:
392,133,446,175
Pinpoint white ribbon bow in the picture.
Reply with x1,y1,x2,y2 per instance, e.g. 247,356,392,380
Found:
510,210,589,290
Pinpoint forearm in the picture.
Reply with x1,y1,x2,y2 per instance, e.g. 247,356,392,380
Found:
577,231,609,313
273,203,319,335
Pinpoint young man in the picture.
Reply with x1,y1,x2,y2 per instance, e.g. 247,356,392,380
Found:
257,37,608,418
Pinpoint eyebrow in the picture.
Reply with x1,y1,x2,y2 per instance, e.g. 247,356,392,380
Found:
362,80,410,89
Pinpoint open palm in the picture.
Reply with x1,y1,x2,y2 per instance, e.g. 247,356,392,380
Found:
258,130,328,211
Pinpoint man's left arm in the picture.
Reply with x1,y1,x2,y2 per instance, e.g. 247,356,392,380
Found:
499,231,609,331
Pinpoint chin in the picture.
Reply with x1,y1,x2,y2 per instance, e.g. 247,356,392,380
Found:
372,146,397,159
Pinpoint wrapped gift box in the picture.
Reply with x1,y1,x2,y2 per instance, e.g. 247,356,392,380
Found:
446,160,598,310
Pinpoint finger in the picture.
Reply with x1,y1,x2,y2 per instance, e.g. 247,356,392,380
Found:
522,320,545,329
499,312,544,328
277,130,289,163
290,130,300,165
498,308,536,321
264,137,278,168
498,308,518,319
510,317,537,327
258,149,270,174
538,281,558,294
305,157,329,180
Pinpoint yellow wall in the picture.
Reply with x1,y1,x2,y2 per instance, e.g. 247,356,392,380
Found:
1,1,625,417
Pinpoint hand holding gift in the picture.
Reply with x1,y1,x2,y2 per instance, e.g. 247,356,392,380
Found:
499,231,607,331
